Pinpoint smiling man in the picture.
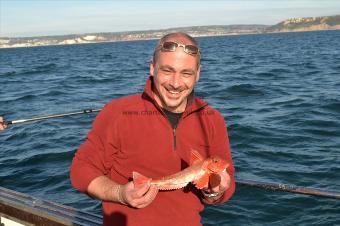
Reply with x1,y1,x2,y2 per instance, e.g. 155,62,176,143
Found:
150,34,201,113
70,32,235,226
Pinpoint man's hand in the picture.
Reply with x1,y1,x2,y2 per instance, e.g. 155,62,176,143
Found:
0,117,7,131
202,171,231,202
87,176,158,208
120,180,158,208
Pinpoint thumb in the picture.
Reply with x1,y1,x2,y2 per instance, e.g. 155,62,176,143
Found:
134,180,151,197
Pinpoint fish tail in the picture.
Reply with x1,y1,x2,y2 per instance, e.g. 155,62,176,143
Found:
132,171,150,188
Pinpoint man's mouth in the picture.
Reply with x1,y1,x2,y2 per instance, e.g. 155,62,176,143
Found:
168,90,180,94
165,87,183,96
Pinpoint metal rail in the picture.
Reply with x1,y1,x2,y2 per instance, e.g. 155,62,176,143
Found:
236,179,340,200
0,186,102,226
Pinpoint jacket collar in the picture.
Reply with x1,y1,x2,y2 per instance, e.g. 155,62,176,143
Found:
142,76,208,116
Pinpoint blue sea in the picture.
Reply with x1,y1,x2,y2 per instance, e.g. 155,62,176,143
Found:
0,30,339,226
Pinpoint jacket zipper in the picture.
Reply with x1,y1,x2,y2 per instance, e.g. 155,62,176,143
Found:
167,110,203,151
173,126,177,151
143,85,208,152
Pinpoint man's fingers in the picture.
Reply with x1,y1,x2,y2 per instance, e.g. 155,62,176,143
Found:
220,171,231,190
133,180,151,198
209,173,221,188
134,185,158,208
123,180,159,208
203,172,230,194
0,117,7,130
143,185,158,203
211,171,230,193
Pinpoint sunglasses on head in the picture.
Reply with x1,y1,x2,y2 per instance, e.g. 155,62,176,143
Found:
157,41,200,56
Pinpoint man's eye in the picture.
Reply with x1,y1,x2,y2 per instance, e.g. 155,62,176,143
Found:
162,69,172,74
182,72,194,77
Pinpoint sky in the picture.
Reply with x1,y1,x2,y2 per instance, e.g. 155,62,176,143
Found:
1,0,340,37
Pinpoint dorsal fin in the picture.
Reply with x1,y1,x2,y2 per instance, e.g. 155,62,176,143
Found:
190,149,204,165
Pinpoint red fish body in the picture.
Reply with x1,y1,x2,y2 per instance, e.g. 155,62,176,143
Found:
133,150,228,190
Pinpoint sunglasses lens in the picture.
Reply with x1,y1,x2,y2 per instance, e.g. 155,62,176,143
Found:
185,45,199,55
162,42,178,51
160,42,199,55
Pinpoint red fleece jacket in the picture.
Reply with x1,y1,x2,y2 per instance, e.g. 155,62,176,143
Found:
70,77,235,226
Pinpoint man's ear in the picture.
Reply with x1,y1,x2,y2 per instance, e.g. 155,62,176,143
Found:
150,59,155,76
195,65,201,82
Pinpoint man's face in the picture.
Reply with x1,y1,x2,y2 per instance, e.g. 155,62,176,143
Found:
150,39,200,113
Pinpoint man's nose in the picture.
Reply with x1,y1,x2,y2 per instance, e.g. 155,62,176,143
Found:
169,73,182,89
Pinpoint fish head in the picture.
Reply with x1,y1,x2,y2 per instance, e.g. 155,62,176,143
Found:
205,156,229,174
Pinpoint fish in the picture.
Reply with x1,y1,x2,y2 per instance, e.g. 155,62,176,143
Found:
133,149,229,190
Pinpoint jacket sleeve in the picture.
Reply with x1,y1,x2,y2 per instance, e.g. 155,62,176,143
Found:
69,103,120,193
207,110,235,204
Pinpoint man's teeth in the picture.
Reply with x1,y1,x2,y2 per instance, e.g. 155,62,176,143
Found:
169,90,180,94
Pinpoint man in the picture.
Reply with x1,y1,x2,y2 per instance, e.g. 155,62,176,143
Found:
0,117,7,130
70,32,235,226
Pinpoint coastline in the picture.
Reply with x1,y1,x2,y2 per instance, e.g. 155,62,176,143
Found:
1,28,339,50
1,14,339,49
0,24,267,49
0,32,260,49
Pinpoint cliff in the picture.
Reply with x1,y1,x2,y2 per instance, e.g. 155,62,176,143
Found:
266,15,340,32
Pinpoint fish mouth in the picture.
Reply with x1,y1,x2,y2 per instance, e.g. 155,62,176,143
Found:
208,169,218,173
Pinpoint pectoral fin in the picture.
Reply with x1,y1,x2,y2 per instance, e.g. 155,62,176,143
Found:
209,173,221,188
194,173,210,189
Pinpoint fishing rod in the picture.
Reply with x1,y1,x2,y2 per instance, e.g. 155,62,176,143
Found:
4,108,102,125
2,109,340,200
236,179,340,200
